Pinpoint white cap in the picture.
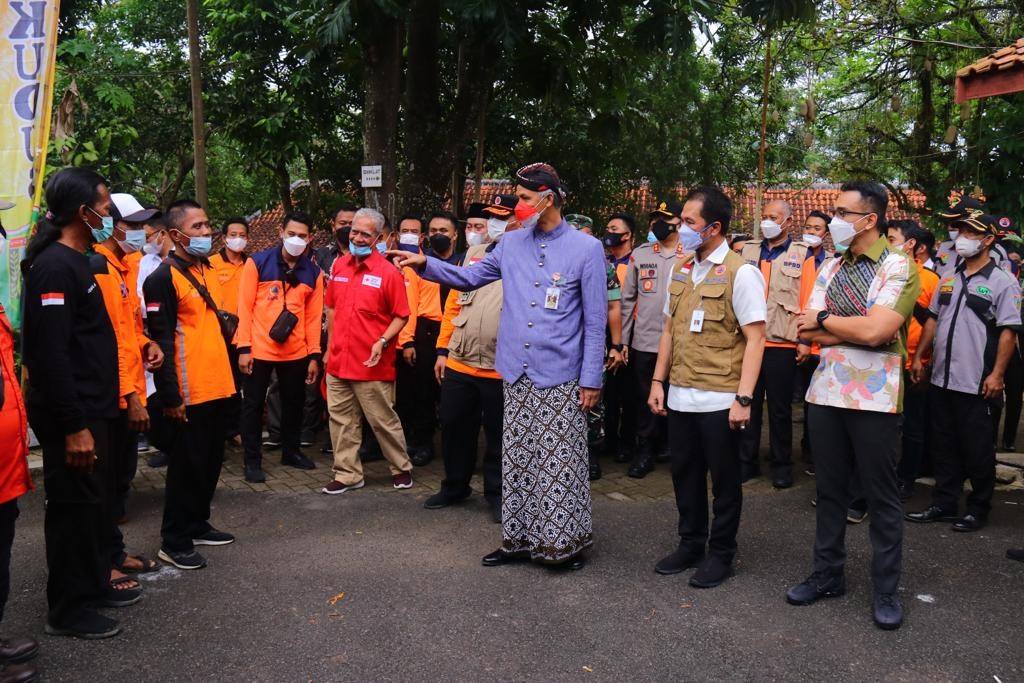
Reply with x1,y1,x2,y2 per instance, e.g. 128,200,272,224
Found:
111,192,160,223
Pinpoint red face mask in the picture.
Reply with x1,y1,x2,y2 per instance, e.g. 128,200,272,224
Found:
514,193,549,224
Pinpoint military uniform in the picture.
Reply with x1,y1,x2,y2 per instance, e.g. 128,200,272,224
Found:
603,251,637,462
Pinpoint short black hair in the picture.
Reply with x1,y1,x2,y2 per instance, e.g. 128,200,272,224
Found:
222,216,249,234
684,186,732,234
331,204,358,220
282,211,314,232
164,199,203,231
607,212,636,233
889,219,935,254
428,210,459,231
840,180,888,230
397,213,424,232
730,233,753,247
807,210,832,225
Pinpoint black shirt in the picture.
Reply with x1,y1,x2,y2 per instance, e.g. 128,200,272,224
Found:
22,241,119,433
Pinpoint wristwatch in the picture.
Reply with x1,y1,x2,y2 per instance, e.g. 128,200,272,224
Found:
610,343,624,352
735,394,753,407
816,310,831,330
378,336,389,348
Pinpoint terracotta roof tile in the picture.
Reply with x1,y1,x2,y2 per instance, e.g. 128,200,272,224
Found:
956,38,1024,78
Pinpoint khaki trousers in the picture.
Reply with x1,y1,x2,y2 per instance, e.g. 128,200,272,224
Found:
326,375,412,485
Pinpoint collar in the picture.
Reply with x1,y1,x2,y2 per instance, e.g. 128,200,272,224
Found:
532,219,569,242
653,240,684,256
844,234,888,264
696,240,730,266
170,251,210,270
955,258,996,279
610,250,632,265
347,248,384,271
219,247,247,263
761,236,792,260
93,243,129,273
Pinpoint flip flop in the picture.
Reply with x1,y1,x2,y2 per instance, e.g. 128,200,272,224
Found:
119,554,159,574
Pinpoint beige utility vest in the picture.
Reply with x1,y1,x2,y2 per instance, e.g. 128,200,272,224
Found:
667,249,746,393
448,243,503,370
741,240,808,343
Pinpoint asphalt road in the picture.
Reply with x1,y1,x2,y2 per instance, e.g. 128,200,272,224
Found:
4,481,1023,682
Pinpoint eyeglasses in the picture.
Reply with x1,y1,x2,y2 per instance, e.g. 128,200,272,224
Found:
833,208,874,220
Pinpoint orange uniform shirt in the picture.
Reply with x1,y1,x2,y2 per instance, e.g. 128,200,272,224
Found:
209,249,247,315
907,262,940,367
437,288,502,380
142,254,235,407
93,244,150,408
761,253,817,349
235,248,324,362
399,266,444,347
0,305,31,505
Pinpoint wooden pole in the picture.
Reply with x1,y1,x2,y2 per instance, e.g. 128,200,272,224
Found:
186,0,208,206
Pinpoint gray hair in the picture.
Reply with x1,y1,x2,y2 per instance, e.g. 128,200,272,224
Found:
353,207,385,235
765,199,793,218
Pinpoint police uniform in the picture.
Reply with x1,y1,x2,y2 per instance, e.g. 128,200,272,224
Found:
621,238,689,476
603,250,637,463
917,248,1021,527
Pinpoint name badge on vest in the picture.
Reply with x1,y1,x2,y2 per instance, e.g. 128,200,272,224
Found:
545,287,561,310
362,274,382,288
690,308,704,333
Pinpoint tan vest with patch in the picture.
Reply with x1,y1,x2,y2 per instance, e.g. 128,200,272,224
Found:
741,240,808,343
448,243,503,370
668,249,746,393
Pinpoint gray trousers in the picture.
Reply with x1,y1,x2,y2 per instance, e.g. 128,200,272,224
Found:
809,404,903,594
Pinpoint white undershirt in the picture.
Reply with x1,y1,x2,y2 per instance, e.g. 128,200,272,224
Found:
662,240,766,413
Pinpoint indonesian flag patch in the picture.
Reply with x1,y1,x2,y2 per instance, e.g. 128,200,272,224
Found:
41,292,64,306
146,302,161,313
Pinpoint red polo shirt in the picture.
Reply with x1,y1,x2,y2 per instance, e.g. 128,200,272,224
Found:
325,250,409,381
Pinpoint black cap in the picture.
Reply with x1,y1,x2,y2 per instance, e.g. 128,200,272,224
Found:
466,202,489,220
937,195,985,221
953,213,999,237
649,200,682,219
483,194,517,218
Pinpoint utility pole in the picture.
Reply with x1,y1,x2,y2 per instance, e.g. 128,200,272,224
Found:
186,0,208,206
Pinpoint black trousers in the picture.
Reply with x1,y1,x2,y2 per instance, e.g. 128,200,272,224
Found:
668,408,742,562
809,405,902,594
224,345,243,440
798,354,819,464
0,499,18,623
162,399,228,552
739,346,796,477
146,391,175,455
266,372,325,443
110,411,140,566
396,319,441,450
896,372,929,486
1000,348,1024,447
929,387,998,517
438,368,502,501
632,349,666,457
29,408,114,627
603,362,638,455
242,357,308,466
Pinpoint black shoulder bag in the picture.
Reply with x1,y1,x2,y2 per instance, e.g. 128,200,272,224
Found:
268,277,299,344
171,260,240,345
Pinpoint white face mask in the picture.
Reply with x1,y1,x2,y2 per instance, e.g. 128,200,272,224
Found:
486,218,507,242
466,231,486,247
225,236,247,253
283,235,307,257
143,235,162,256
760,219,783,240
802,234,823,248
399,233,421,246
949,229,960,241
828,214,868,248
954,235,985,258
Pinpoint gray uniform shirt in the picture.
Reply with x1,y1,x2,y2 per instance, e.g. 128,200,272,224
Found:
929,260,1022,394
935,240,1010,276
621,241,689,353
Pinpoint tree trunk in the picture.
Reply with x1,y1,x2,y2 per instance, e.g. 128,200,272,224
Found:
753,29,772,238
360,12,404,223
303,151,320,220
275,158,292,215
185,0,208,207
472,91,487,203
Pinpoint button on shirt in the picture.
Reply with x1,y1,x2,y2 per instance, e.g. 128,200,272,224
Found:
325,250,410,382
929,260,1021,395
421,220,608,389
662,240,766,412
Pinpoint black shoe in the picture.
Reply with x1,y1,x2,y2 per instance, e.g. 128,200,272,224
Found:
951,513,986,532
91,582,142,608
299,434,315,448
786,571,846,605
262,438,281,450
846,508,868,524
551,556,585,571
1006,547,1024,562
320,446,333,455
282,451,316,470
627,453,654,479
409,447,434,467
1001,442,1016,452
688,555,733,588
804,463,815,477
0,662,38,682
654,547,705,575
481,549,526,567
772,477,794,490
244,466,266,483
147,451,168,468
488,499,502,524
158,548,207,570
44,611,120,640
898,480,914,501
0,638,38,664
905,505,958,524
873,592,903,630
193,528,235,546
423,491,470,509
588,463,602,481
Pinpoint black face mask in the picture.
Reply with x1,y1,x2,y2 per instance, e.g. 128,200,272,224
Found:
651,219,675,242
603,232,628,248
335,227,351,246
429,234,452,253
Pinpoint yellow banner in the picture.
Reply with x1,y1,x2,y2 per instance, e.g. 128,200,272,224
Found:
0,0,60,328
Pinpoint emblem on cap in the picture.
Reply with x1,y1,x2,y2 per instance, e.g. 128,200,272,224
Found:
493,196,504,206
999,217,1011,228
659,202,667,211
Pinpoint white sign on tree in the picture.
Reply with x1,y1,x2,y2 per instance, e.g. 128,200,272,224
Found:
361,165,382,188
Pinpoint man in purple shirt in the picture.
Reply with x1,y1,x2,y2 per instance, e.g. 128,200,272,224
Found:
391,163,607,570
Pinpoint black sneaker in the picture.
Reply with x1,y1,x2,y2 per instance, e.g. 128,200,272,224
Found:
846,508,868,524
409,447,433,467
45,611,121,640
282,451,316,470
193,529,235,546
873,592,903,630
423,491,470,509
91,583,142,608
626,453,654,479
688,555,733,588
147,451,168,468
158,548,207,570
262,438,282,449
654,547,705,575
786,571,846,605
1006,547,1024,562
244,466,266,483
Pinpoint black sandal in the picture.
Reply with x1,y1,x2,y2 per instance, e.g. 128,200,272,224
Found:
118,554,159,574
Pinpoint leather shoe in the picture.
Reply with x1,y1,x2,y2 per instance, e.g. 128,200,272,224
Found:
550,556,585,571
244,466,266,484
905,505,958,524
0,663,38,683
873,592,903,630
688,555,733,588
627,453,654,479
654,547,705,575
281,451,316,470
481,549,526,567
409,447,434,467
423,491,470,510
786,571,846,605
1006,547,1024,562
951,513,986,532
772,477,793,490
0,638,37,664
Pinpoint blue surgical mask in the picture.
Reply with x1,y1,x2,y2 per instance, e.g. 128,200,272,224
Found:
351,244,373,258
678,224,707,251
88,207,115,243
375,242,387,255
646,231,657,244
117,228,147,254
184,235,212,257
